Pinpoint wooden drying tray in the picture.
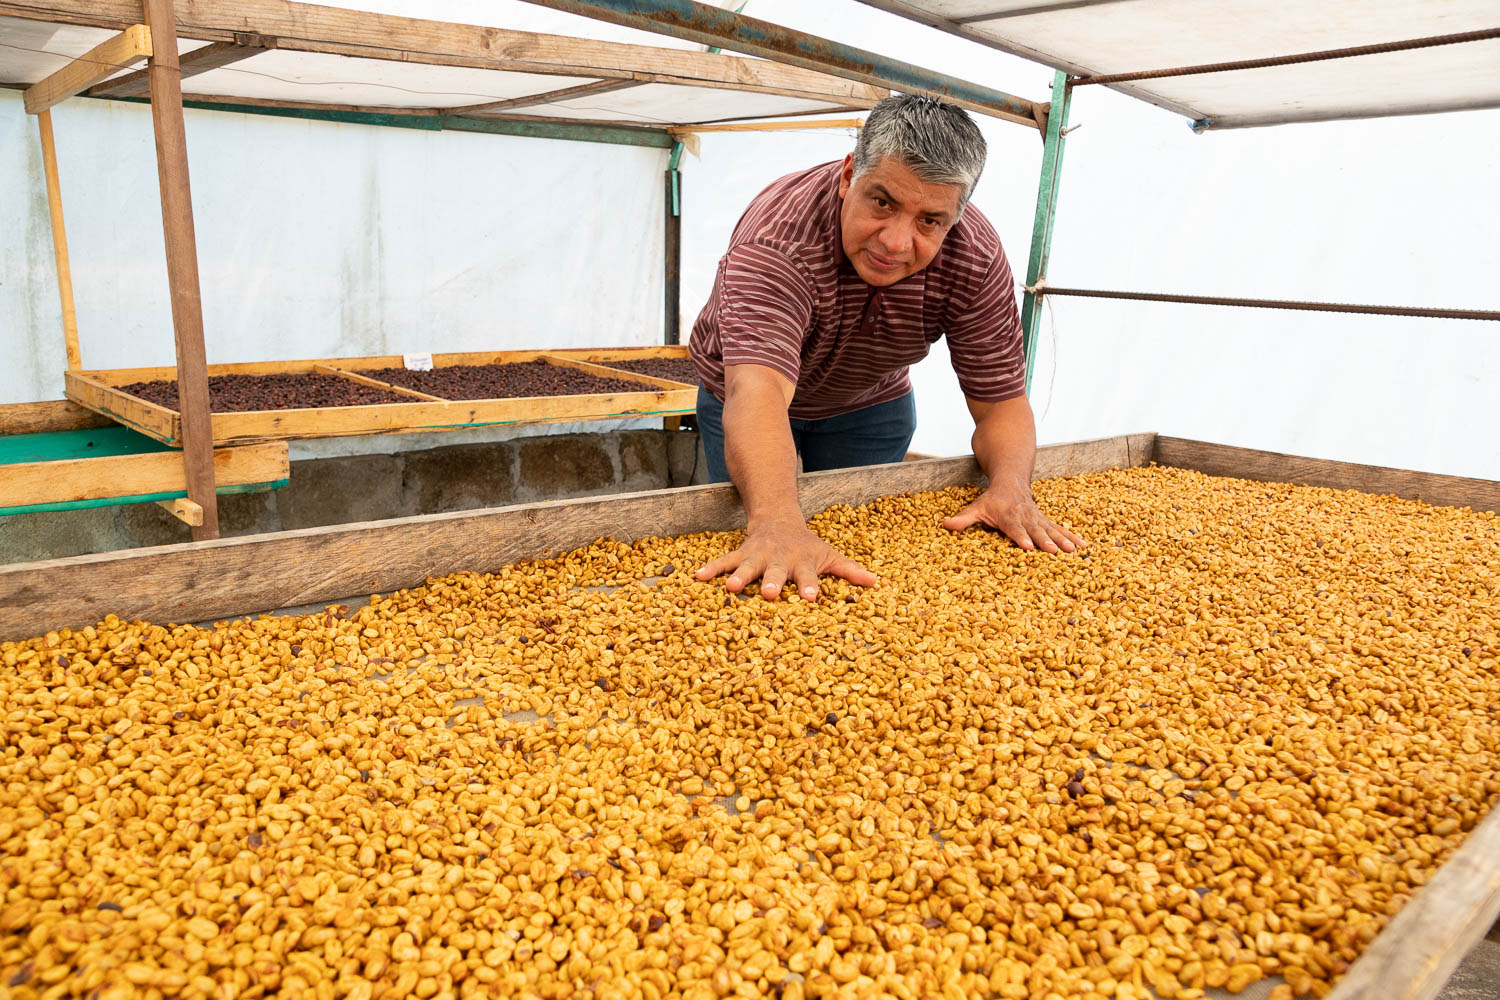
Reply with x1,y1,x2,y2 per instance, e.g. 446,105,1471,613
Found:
63,347,696,447
2,433,1497,1000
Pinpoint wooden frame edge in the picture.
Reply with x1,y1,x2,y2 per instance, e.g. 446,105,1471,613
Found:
1155,437,1499,512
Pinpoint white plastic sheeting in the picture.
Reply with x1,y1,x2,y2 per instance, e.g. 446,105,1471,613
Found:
859,0,1500,127
0,7,875,126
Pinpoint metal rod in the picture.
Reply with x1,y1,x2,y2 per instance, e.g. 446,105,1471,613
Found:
1020,71,1071,394
1072,27,1500,88
1030,286,1500,321
36,109,81,370
512,0,1043,128
143,0,220,540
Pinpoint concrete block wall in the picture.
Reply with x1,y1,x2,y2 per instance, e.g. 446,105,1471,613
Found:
0,429,706,564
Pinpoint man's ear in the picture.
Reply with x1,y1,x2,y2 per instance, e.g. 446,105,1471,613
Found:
838,154,854,199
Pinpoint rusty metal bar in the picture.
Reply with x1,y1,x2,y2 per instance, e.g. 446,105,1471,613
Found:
1071,27,1500,88
1030,286,1500,321
512,0,1042,127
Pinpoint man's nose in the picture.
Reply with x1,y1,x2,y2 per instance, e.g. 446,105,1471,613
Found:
878,220,914,258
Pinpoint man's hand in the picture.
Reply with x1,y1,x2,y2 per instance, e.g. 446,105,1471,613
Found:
943,479,1084,554
695,517,877,601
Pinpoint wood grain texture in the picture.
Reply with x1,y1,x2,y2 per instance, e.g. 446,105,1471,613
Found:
0,399,112,435
1323,801,1500,1000
0,0,885,107
66,357,697,445
1156,437,1499,512
0,436,1147,638
1,441,286,507
65,371,182,442
90,34,270,98
36,110,81,369
156,497,204,526
22,22,151,113
144,0,218,539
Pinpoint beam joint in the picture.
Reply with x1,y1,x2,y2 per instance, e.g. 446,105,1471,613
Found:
23,23,151,114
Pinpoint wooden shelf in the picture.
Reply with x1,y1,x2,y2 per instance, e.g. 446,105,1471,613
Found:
64,346,695,446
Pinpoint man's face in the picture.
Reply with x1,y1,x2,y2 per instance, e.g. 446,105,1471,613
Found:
838,153,963,287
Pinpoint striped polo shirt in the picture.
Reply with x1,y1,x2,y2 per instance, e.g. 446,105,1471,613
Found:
689,159,1026,421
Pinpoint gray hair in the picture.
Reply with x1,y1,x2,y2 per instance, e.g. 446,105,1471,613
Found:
853,94,988,210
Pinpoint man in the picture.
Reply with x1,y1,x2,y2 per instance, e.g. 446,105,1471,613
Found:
689,94,1082,602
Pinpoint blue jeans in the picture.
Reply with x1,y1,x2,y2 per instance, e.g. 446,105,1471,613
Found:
696,385,917,484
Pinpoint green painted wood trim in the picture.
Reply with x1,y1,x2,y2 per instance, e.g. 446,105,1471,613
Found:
0,479,287,518
101,97,675,148
0,426,172,466
1020,71,1072,395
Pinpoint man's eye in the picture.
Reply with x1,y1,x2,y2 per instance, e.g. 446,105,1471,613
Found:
873,198,889,209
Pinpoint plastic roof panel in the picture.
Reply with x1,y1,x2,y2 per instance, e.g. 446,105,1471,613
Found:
180,51,596,110
862,0,1500,128
0,5,886,130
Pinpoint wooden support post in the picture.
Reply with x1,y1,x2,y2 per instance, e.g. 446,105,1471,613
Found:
143,0,219,539
36,110,82,370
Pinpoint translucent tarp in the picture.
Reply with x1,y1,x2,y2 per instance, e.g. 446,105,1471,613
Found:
859,0,1500,128
0,11,874,127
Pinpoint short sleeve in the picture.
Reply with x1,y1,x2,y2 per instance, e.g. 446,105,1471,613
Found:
944,251,1027,403
716,243,816,386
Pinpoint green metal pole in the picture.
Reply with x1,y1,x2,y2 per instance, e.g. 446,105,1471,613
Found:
1020,70,1072,394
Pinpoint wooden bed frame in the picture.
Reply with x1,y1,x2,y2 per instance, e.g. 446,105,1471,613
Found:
63,346,695,446
1,432,1496,1000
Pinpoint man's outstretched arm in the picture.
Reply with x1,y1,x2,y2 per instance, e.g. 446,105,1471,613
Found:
943,395,1084,553
694,363,877,600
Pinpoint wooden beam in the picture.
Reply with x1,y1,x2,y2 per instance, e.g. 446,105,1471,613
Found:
2,441,287,508
89,33,272,98
143,0,218,540
35,109,81,369
0,399,113,436
447,79,638,115
156,497,203,525
0,435,1148,639
0,0,886,109
22,21,151,114
1154,437,1500,513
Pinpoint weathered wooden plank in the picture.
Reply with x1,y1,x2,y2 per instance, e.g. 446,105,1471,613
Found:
1323,800,1500,1000
0,399,112,436
65,371,181,442
22,22,151,114
89,34,270,98
1155,437,1499,512
1034,431,1155,478
0,436,1146,640
1,441,286,506
0,0,885,107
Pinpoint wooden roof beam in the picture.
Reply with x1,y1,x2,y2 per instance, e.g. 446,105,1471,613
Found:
90,31,273,99
22,21,150,113
0,0,886,109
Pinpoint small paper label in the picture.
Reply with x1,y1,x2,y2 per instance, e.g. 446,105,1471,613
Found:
402,352,434,371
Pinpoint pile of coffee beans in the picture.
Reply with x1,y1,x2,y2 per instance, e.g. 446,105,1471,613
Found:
595,357,699,385
118,373,417,412
360,360,655,400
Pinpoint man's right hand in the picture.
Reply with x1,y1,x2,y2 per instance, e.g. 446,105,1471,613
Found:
694,517,877,601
